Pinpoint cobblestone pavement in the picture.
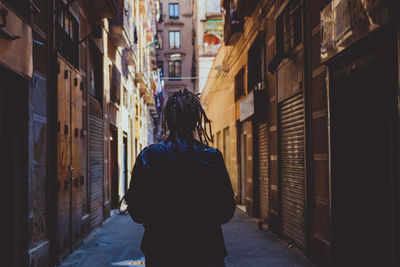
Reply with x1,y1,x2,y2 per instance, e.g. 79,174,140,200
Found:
59,210,314,267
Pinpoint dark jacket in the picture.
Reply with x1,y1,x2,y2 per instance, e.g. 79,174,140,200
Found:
126,139,236,262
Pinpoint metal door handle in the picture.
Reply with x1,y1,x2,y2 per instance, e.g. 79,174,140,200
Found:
71,177,78,188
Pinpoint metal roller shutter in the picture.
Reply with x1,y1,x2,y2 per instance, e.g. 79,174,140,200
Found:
258,121,269,220
89,95,104,229
279,93,306,249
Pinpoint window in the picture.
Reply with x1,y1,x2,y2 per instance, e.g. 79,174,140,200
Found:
135,138,138,158
223,127,230,171
217,131,222,152
156,31,163,49
123,87,128,107
157,3,163,22
168,60,182,80
235,68,245,100
88,42,103,101
110,64,121,104
206,0,221,14
276,0,302,55
169,3,179,19
248,34,267,92
55,6,79,67
169,31,181,50
157,61,164,79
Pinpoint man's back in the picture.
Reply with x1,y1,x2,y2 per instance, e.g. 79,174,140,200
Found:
126,139,236,264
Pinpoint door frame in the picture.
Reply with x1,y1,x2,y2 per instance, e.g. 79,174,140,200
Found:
238,121,248,206
328,27,399,266
110,124,119,209
122,133,128,195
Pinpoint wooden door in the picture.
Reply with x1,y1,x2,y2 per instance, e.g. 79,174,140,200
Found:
330,47,397,266
110,125,119,209
240,123,247,207
122,135,128,194
57,59,71,254
70,69,83,246
57,59,84,255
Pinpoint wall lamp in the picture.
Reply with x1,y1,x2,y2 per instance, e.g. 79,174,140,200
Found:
214,65,229,73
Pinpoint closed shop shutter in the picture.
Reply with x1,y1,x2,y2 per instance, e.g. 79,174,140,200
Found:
279,93,306,249
89,95,104,229
258,121,269,220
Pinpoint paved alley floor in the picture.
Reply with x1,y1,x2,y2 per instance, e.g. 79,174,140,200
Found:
59,210,314,267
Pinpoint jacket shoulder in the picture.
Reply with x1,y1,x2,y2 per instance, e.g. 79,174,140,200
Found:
140,141,222,160
202,146,220,155
138,142,169,161
141,142,168,154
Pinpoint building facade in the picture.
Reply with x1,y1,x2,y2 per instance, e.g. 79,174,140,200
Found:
105,0,159,212
156,0,196,96
0,0,159,266
194,0,223,93
201,0,400,266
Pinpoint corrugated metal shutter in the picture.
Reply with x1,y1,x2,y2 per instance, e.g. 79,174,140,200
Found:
258,121,269,220
279,93,306,249
89,95,104,229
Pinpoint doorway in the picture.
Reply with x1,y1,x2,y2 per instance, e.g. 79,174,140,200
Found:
122,134,128,195
238,122,247,212
0,68,29,266
56,58,83,256
110,125,119,209
330,44,398,266
278,93,306,249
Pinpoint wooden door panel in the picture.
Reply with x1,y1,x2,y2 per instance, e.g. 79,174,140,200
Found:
57,59,71,253
331,47,397,266
71,70,83,245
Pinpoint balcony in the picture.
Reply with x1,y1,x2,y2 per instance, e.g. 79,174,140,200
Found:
88,0,118,18
109,0,131,47
139,0,147,15
0,2,33,77
122,46,137,66
223,0,244,45
148,103,159,120
136,72,154,105
237,0,259,17
224,14,243,45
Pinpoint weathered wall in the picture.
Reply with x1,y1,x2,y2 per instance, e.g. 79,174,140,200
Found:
28,72,49,267
306,0,331,265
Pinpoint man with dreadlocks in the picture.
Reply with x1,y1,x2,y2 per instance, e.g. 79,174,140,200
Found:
125,89,236,267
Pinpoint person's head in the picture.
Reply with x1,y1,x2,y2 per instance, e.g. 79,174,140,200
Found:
162,89,213,145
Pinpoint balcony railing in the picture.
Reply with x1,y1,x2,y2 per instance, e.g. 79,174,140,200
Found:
223,9,243,45
136,72,155,105
122,46,137,67
237,0,259,17
88,0,118,18
109,0,131,47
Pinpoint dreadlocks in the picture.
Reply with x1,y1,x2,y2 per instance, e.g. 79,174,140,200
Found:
162,89,213,146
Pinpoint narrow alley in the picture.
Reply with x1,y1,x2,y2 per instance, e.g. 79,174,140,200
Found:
59,210,313,267
2,0,400,266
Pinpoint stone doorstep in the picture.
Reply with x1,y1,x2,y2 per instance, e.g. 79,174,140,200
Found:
29,240,50,267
